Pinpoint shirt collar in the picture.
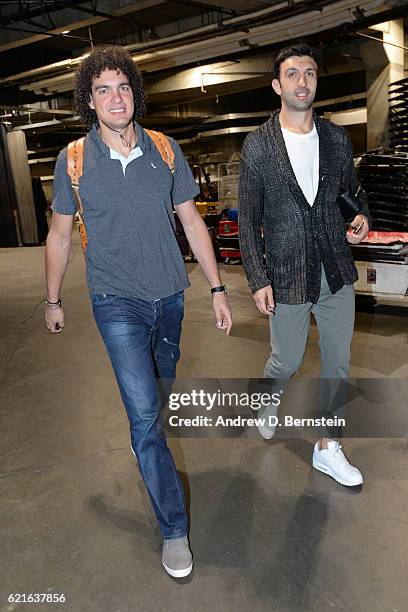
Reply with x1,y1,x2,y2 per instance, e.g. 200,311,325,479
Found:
88,120,148,157
110,145,143,162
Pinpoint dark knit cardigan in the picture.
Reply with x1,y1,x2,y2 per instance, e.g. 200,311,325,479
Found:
238,110,369,304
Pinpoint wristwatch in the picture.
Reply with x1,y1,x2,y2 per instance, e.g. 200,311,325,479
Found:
211,285,227,295
45,299,62,308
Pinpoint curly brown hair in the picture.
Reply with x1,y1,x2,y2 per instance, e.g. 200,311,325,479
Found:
74,45,147,129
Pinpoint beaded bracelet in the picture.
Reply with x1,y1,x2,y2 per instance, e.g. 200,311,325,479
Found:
45,299,62,309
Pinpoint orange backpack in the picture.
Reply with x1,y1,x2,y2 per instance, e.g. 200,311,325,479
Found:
66,129,175,252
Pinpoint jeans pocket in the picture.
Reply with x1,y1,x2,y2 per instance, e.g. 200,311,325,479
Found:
91,293,119,307
164,291,184,309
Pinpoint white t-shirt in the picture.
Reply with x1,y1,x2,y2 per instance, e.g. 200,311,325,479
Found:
110,145,143,176
281,124,319,206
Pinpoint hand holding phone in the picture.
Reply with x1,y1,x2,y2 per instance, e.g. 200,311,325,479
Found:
351,221,364,234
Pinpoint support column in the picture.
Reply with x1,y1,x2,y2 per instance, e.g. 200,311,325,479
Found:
0,125,19,247
361,19,404,150
7,129,38,244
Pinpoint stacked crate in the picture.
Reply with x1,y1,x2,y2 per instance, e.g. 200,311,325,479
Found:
358,152,408,232
389,76,408,152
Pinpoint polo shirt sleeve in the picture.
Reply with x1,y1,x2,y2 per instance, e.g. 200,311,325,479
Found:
168,137,200,206
51,147,77,215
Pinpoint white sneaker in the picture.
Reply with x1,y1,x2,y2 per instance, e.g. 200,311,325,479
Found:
312,440,363,487
162,536,193,578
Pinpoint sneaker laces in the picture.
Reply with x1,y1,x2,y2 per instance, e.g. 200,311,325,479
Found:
330,443,349,467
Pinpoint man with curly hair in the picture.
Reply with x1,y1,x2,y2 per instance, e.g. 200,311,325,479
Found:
45,45,232,578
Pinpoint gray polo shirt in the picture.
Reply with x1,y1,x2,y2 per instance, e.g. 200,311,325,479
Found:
52,122,199,300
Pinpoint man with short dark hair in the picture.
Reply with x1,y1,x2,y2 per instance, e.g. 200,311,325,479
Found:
239,43,369,487
45,45,232,577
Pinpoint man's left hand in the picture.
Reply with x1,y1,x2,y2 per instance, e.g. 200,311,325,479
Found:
212,292,232,335
346,214,369,244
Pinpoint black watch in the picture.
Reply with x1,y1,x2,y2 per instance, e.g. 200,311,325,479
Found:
45,299,62,307
211,285,227,295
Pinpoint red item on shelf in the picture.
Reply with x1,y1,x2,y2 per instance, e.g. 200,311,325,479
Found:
362,231,408,244
218,220,239,236
220,250,241,258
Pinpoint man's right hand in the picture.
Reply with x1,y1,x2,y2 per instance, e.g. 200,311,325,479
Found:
45,306,65,334
253,285,275,315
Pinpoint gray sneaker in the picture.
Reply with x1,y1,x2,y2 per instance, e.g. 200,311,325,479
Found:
257,403,278,440
162,536,193,578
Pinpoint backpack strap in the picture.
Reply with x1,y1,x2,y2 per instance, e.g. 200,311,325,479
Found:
67,137,85,214
67,137,87,251
145,129,175,173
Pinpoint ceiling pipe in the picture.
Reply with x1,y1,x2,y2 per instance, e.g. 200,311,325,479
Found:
14,0,386,96
0,0,309,85
0,0,384,87
0,0,168,53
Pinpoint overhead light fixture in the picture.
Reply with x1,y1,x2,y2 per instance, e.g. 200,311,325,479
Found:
62,30,70,35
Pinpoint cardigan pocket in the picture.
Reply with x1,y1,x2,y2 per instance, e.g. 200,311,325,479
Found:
266,254,294,289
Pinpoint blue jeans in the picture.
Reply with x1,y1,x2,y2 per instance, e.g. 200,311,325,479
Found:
92,291,187,539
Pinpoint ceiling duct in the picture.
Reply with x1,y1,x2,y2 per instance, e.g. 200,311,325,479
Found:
0,0,393,97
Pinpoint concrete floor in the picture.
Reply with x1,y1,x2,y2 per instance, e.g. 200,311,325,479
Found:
1,235,407,612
